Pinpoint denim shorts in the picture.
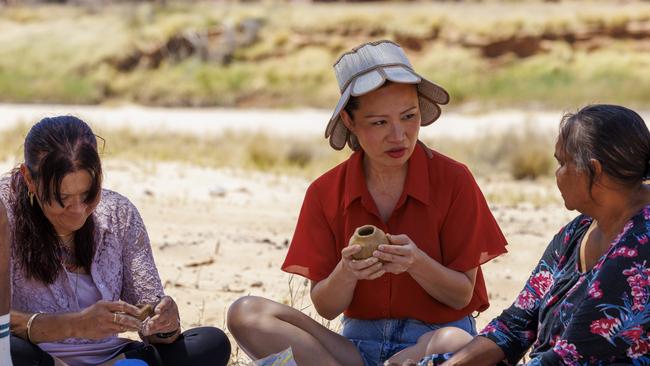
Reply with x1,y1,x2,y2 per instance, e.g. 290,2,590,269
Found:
341,316,477,366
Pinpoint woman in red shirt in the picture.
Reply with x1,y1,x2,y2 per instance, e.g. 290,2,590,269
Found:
228,40,507,366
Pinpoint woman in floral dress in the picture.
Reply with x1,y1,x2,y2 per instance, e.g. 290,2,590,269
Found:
418,104,650,365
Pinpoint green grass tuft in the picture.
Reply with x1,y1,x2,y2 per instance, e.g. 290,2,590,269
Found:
1,2,650,109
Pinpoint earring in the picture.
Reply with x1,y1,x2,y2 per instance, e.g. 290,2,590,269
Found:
28,191,34,207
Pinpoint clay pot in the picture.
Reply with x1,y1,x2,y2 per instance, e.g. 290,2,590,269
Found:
136,304,155,321
348,225,389,260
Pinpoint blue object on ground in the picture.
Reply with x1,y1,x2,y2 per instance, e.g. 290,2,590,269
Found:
114,359,149,366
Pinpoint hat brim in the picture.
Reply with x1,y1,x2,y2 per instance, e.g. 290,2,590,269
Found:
325,65,449,150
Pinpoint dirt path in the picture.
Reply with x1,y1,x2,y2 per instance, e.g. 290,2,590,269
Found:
0,103,566,139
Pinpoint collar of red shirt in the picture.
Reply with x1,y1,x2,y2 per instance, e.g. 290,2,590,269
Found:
343,142,431,212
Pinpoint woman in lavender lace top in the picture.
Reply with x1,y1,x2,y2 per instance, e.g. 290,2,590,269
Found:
4,116,231,366
413,104,650,366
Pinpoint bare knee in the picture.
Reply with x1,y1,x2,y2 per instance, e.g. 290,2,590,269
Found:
425,327,473,355
227,296,274,335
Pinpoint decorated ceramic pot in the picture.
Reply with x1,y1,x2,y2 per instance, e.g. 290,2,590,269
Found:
348,224,389,260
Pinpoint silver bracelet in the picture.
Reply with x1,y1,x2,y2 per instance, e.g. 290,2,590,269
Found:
26,312,43,344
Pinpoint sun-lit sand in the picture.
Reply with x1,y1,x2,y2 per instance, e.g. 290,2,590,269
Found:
103,160,574,364
1,107,581,364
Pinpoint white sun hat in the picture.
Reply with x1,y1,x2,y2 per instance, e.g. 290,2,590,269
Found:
325,40,450,150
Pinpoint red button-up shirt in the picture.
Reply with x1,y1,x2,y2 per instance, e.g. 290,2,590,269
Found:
282,143,507,323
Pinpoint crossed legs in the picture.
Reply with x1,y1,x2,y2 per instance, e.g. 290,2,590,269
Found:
227,296,364,366
386,327,473,365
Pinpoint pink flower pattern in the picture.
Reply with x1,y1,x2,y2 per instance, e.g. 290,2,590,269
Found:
588,280,603,299
589,317,621,339
553,339,581,366
619,326,643,342
623,264,650,312
628,337,650,359
609,246,638,258
514,289,537,311
529,270,554,297
478,209,650,365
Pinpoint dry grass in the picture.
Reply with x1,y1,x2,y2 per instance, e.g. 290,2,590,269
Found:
1,1,650,108
423,122,556,180
1,122,556,184
0,123,348,179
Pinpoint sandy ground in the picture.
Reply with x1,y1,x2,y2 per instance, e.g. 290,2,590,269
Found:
0,106,583,364
113,161,575,365
1,158,575,364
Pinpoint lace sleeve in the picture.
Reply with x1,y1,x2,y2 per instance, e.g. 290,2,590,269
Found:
0,179,15,305
118,199,164,306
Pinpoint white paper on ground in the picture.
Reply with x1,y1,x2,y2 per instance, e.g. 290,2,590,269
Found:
1,313,13,366
252,347,297,366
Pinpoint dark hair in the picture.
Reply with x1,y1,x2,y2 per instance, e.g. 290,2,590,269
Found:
343,95,361,118
10,116,102,284
558,104,650,189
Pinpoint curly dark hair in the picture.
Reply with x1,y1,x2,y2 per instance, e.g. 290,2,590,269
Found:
10,116,102,284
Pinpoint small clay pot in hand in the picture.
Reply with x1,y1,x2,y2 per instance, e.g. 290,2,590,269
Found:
348,225,390,260
135,304,155,321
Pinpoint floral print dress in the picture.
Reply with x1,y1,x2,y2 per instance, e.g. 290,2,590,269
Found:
423,206,650,365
